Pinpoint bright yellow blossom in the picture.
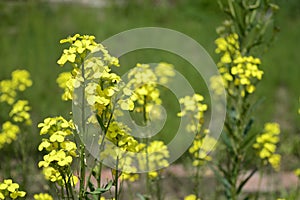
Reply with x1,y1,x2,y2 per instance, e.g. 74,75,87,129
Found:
34,193,53,200
184,194,200,200
9,100,31,124
0,121,20,149
214,33,264,97
177,94,207,133
0,179,26,200
253,123,281,170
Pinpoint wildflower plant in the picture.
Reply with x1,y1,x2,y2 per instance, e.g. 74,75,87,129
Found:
0,69,33,192
177,94,216,199
0,70,32,149
36,33,175,200
209,0,281,199
37,116,78,198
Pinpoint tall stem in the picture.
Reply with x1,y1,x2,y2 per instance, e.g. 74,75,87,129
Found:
79,60,86,200
115,156,119,200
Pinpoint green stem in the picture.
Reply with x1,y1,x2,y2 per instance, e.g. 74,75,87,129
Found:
98,162,102,200
194,163,201,199
79,59,86,200
115,156,119,200
63,175,70,199
79,144,86,199
254,167,263,200
156,174,162,200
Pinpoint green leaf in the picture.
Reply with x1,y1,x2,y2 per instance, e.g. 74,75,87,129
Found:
136,193,151,200
136,193,146,200
86,180,113,195
237,168,257,194
240,127,258,151
221,132,234,153
88,180,95,192
96,114,106,131
209,165,231,189
243,118,254,136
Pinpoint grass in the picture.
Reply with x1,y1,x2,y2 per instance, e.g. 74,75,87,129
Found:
0,0,299,168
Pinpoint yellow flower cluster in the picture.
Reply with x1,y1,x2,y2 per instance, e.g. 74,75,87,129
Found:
294,168,300,177
120,172,139,182
138,140,169,177
105,121,139,152
213,33,264,97
9,100,31,125
56,72,73,101
177,94,207,133
57,34,98,66
184,194,200,200
100,197,115,200
189,130,217,167
120,63,175,114
56,34,122,124
0,179,26,200
0,70,32,105
33,193,53,200
253,123,281,170
0,122,20,149
0,70,32,149
85,67,121,117
119,140,169,181
38,117,78,185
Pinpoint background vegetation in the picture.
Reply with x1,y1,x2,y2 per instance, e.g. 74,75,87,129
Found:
0,0,299,197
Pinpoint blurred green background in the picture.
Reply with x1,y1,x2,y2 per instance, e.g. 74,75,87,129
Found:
0,0,299,169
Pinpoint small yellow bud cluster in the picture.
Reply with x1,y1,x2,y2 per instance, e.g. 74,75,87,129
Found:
33,193,53,200
253,123,281,171
0,70,32,149
120,172,139,182
177,94,207,133
0,179,26,200
213,33,264,97
189,130,216,167
38,117,78,185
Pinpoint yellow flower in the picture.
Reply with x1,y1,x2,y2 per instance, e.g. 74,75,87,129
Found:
148,171,158,179
120,173,139,182
42,167,62,182
294,168,300,177
11,70,32,91
34,193,54,200
253,123,281,170
0,179,26,199
184,194,200,200
189,132,216,167
215,33,263,96
0,121,20,149
268,154,281,171
56,72,74,101
137,140,169,172
177,94,207,133
0,69,32,104
9,100,31,124
0,80,16,104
